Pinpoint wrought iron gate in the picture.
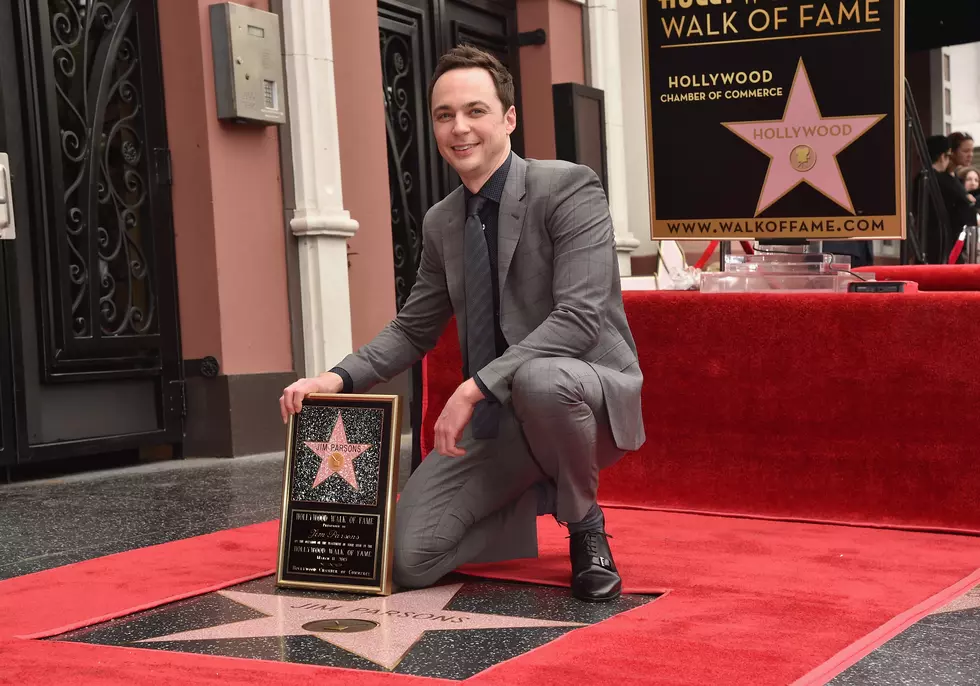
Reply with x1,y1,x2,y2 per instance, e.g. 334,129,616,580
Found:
0,0,182,467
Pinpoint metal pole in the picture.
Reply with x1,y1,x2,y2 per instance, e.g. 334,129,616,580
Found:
718,241,730,271
966,226,978,264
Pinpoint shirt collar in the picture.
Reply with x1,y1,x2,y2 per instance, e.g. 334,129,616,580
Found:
463,151,512,206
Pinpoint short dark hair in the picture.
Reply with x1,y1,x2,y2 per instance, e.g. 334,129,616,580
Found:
428,45,515,113
949,131,974,152
927,134,951,164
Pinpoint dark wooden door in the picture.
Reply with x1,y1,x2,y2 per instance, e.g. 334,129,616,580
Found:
379,0,522,309
438,0,524,193
0,0,183,465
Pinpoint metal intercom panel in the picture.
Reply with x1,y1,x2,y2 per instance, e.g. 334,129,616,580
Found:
210,2,286,125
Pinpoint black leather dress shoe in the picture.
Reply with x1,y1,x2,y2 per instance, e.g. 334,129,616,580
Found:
569,530,622,602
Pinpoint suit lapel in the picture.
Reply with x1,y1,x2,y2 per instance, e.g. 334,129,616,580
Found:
497,154,528,290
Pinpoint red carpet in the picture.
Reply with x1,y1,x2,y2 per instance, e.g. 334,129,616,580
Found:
854,263,980,290
423,291,980,533
0,523,278,641
2,510,980,685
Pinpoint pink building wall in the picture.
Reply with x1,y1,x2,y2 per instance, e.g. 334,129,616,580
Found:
158,0,294,457
158,0,291,376
517,0,586,159
332,0,399,351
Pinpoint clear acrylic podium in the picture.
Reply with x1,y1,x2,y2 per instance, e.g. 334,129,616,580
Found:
699,242,870,293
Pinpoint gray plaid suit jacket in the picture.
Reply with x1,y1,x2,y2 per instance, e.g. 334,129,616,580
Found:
336,154,645,454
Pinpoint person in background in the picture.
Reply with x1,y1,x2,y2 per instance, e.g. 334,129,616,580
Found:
926,134,976,262
956,167,980,234
957,166,980,195
947,132,975,175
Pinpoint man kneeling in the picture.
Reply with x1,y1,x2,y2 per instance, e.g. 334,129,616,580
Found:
280,45,644,602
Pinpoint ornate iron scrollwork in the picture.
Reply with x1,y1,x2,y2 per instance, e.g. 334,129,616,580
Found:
380,25,424,312
50,0,156,340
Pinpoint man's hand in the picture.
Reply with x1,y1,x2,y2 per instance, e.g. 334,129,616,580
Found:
434,378,486,457
280,372,344,423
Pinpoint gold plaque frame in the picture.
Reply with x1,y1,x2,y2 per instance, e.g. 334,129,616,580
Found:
276,393,401,596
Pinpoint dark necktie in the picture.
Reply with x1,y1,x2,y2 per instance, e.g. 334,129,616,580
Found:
463,194,500,439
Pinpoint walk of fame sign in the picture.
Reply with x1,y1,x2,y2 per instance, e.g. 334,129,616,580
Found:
642,0,905,240
278,394,401,596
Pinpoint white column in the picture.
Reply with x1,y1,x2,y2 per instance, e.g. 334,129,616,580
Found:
617,0,656,258
584,0,640,276
281,0,359,377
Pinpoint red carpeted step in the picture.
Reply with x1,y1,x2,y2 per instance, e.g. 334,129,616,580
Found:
422,291,980,533
854,264,980,291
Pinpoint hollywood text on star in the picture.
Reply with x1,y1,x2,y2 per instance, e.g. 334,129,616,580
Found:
658,0,882,43
753,123,857,140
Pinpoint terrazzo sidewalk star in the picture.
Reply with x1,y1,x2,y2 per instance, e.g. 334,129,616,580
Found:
138,583,584,670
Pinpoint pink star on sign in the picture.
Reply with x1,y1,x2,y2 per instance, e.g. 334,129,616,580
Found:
304,414,371,491
722,59,885,215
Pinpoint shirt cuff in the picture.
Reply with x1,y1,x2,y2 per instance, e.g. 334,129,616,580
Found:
472,372,496,403
329,367,353,394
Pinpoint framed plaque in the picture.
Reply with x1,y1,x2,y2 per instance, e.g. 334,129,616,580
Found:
277,394,401,595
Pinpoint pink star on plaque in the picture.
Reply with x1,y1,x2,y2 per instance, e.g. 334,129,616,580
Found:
304,414,371,491
722,59,885,215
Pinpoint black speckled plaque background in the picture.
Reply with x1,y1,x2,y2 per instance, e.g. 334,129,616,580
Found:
291,406,383,507
279,397,398,592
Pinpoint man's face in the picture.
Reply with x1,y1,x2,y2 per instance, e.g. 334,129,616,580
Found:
430,67,516,186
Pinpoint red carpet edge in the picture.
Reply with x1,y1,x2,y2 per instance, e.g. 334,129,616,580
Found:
792,566,980,685
600,502,980,538
15,567,277,641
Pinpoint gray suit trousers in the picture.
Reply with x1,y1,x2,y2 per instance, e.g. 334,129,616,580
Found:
393,357,624,589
